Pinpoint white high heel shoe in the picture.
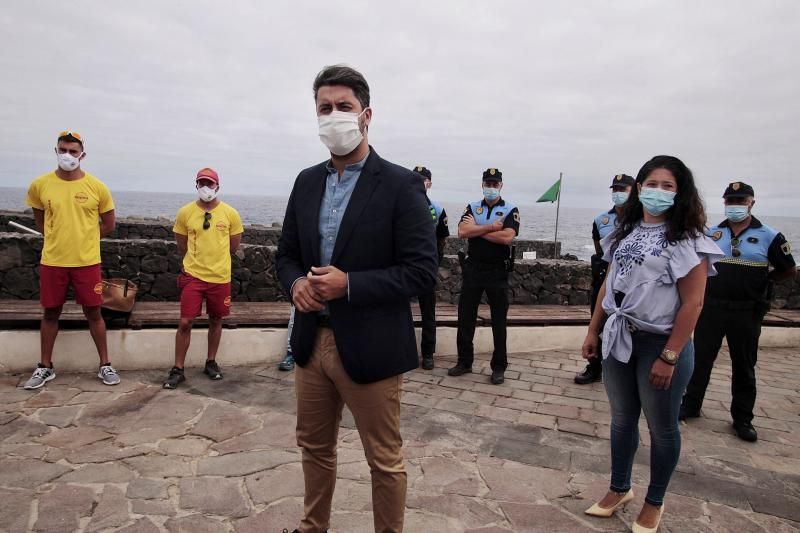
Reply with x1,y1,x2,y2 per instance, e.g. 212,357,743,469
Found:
584,489,634,517
632,503,665,532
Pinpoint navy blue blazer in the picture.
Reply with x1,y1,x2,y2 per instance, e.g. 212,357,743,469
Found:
276,147,438,384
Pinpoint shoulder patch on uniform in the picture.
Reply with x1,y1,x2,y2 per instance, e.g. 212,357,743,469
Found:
782,242,792,255
442,216,448,225
712,230,722,241
476,207,483,215
601,216,609,225
513,212,520,223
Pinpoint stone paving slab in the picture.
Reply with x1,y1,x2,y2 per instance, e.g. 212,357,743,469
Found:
0,346,798,531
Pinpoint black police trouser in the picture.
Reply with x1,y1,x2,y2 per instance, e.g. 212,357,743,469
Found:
456,264,509,372
586,255,608,374
683,302,763,424
418,290,436,357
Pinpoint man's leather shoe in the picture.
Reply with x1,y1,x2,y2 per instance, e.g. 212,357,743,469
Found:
490,370,505,385
421,356,434,370
678,404,700,421
574,364,602,385
733,421,758,442
447,364,472,376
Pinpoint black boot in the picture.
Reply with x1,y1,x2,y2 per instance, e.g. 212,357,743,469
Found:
421,355,434,370
574,357,602,385
733,421,758,442
448,363,472,376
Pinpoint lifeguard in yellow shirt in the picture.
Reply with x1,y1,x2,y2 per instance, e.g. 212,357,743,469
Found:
23,131,119,389
163,168,243,389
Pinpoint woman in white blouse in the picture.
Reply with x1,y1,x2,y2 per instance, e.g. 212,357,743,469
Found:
581,155,723,532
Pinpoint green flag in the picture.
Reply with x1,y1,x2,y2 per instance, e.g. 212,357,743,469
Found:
536,178,561,203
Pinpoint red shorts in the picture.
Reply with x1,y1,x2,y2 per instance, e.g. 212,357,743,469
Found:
178,273,232,319
39,264,104,309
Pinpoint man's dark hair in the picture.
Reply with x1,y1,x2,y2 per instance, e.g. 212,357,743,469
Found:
313,65,370,109
613,155,707,249
57,134,83,149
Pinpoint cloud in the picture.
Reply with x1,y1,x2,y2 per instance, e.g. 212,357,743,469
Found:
1,0,798,215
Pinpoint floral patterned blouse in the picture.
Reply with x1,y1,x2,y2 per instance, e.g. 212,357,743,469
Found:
600,222,724,363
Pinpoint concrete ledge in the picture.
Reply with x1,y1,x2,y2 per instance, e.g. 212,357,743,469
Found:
2,326,799,373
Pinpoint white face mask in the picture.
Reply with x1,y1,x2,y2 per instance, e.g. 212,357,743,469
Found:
57,152,82,171
318,109,368,156
197,186,218,203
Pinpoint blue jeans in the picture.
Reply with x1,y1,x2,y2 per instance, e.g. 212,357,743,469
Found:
602,331,694,506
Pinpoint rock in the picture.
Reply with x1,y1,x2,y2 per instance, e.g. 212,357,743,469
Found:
38,426,113,449
179,477,250,517
127,478,169,500
0,488,33,532
150,273,179,298
86,485,130,532
4,267,38,298
246,462,305,504
57,462,136,483
116,517,161,533
140,254,168,273
165,514,230,533
0,457,72,488
36,405,82,427
131,498,176,516
191,402,261,442
197,449,298,476
34,483,96,533
124,455,194,477
234,498,303,533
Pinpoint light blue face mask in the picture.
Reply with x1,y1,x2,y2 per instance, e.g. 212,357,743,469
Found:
611,191,629,206
483,187,500,201
725,205,750,223
639,188,676,216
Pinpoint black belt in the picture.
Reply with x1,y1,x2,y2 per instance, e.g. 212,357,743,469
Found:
316,314,333,328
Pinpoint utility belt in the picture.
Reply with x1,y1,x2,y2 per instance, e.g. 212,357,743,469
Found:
458,246,515,273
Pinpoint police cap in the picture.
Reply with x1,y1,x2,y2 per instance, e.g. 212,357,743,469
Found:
609,174,635,188
412,165,432,179
723,181,755,198
482,168,502,182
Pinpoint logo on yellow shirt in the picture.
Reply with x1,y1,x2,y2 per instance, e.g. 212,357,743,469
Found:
75,192,89,203
215,221,227,232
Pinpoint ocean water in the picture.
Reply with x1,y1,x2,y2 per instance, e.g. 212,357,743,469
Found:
3,186,798,261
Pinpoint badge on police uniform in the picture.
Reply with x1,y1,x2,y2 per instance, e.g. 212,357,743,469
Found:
476,207,483,215
782,242,792,255
601,216,609,225
712,230,722,241
732,182,741,191
615,175,622,182
489,168,496,176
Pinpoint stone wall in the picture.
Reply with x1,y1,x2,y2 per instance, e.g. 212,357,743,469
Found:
0,211,559,259
2,232,799,308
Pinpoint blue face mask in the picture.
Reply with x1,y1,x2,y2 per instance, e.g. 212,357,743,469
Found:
611,191,629,206
482,187,500,201
639,188,676,216
725,205,750,223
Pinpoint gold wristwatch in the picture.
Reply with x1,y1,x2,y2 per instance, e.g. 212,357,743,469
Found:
659,349,679,365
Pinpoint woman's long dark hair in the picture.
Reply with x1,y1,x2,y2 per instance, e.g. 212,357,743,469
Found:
612,155,706,249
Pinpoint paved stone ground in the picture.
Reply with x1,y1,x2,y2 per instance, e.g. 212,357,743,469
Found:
1,345,799,532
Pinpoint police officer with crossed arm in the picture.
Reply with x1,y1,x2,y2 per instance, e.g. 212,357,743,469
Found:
448,168,520,385
681,182,796,442
575,173,635,385
412,165,450,370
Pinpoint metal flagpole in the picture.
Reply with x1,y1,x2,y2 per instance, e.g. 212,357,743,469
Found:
553,172,562,258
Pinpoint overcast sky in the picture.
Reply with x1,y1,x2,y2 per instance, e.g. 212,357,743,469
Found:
2,1,798,215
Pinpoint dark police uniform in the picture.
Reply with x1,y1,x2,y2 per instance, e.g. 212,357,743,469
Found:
453,168,520,377
577,173,635,384
412,166,450,368
682,182,796,438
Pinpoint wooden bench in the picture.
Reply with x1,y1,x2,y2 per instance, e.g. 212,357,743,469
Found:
1,300,798,329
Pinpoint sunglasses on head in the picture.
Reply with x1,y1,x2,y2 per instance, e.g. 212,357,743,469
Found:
203,212,212,230
58,130,82,141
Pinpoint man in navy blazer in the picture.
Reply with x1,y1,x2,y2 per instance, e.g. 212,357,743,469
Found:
276,64,437,533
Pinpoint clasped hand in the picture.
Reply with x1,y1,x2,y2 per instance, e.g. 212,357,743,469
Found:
291,265,348,313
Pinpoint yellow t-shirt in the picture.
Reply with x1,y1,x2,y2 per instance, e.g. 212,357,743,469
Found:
26,171,115,267
173,201,244,284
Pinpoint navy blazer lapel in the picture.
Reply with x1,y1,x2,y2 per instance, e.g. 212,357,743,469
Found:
307,164,328,267
330,149,382,265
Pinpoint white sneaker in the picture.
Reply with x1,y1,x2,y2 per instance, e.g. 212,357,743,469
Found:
98,364,121,386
